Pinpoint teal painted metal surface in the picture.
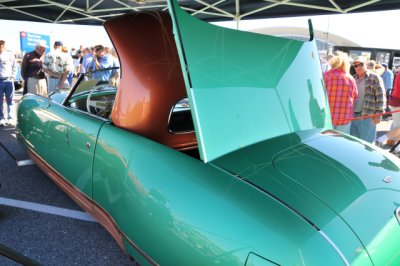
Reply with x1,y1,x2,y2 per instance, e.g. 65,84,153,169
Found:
168,0,331,162
213,129,400,264
17,94,104,198
15,1,400,265
93,124,345,265
16,95,51,156
298,134,400,265
44,102,104,197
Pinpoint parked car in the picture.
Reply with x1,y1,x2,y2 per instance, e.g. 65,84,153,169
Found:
16,0,400,265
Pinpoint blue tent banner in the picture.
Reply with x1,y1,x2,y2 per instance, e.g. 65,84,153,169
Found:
20,31,50,54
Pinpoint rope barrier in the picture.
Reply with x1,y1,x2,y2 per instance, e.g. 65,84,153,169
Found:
332,109,400,124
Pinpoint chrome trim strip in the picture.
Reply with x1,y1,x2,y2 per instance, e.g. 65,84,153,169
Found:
319,231,350,266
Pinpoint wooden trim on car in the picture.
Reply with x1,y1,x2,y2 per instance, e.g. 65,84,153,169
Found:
26,148,159,266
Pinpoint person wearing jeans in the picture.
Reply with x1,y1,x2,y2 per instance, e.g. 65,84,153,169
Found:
350,56,386,143
0,39,17,126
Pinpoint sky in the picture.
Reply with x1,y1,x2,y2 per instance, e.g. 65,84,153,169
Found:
0,19,109,53
0,8,399,53
214,9,400,50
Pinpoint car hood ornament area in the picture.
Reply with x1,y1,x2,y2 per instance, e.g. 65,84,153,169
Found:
383,175,393,183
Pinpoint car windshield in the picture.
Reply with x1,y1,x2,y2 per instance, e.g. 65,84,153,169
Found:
68,67,119,97
63,67,120,120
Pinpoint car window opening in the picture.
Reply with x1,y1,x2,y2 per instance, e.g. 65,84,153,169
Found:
66,69,118,120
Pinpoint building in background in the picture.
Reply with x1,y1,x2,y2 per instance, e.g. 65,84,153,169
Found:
250,26,359,67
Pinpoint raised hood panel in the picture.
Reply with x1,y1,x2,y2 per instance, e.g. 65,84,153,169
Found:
168,0,331,162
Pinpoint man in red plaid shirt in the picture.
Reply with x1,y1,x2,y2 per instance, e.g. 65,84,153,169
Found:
323,51,358,134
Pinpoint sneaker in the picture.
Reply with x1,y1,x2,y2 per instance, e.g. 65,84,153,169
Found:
0,119,5,126
376,134,388,147
393,143,400,154
6,119,14,126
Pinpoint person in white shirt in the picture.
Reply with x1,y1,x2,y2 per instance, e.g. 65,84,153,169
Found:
43,40,70,94
0,39,17,126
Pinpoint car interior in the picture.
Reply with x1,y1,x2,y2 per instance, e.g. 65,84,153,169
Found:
65,65,200,159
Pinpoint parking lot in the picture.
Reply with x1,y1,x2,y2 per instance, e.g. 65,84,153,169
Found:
0,91,135,265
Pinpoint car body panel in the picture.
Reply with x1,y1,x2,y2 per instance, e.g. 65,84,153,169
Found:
14,0,400,265
17,104,347,265
168,0,331,162
17,95,51,156
92,124,345,265
213,129,400,264
45,102,104,197
291,134,400,264
17,93,103,197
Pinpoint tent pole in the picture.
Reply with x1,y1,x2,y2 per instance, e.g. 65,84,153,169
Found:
235,0,240,29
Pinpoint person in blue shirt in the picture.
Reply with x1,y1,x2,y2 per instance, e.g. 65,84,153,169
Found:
381,63,394,96
87,45,119,84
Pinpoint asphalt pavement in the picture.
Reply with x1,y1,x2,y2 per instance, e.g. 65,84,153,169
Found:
0,90,135,265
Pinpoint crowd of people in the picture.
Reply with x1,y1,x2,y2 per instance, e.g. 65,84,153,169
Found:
323,51,400,150
1,37,400,148
21,40,120,96
0,39,120,126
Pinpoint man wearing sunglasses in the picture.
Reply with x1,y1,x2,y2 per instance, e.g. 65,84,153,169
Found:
350,56,385,143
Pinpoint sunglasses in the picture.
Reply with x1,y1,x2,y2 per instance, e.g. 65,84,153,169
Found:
353,63,364,68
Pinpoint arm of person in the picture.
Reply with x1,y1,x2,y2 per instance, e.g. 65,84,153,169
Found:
92,56,100,70
372,76,386,124
87,60,95,72
57,60,71,89
10,54,17,80
57,71,69,89
351,76,358,101
42,53,62,78
21,54,28,79
112,59,120,80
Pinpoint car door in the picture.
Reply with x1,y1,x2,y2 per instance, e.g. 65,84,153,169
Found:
44,101,104,198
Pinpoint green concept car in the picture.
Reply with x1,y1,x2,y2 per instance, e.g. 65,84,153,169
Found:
16,0,400,265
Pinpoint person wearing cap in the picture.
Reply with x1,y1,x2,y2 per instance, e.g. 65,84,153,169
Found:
21,39,48,96
43,40,70,94
0,40,17,126
350,56,386,143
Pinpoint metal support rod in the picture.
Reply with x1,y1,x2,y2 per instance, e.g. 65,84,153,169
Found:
191,0,226,16
55,0,76,23
344,0,380,13
195,0,234,18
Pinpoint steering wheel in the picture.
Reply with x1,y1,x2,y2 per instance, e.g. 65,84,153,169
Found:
86,84,117,116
